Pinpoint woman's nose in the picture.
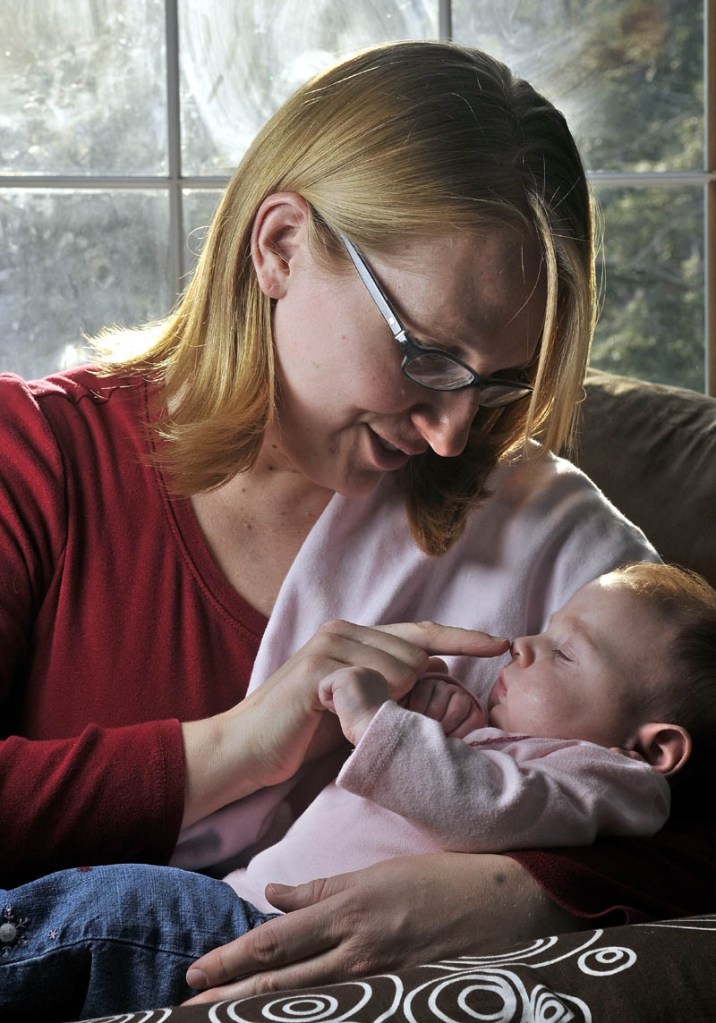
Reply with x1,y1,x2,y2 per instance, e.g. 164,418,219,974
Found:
410,391,481,458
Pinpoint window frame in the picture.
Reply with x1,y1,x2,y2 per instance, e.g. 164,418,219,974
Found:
1,0,714,393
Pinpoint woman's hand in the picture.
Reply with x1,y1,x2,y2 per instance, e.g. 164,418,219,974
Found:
183,852,583,1003
181,622,509,827
317,664,488,747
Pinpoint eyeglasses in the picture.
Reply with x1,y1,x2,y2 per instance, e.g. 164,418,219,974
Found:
338,232,534,407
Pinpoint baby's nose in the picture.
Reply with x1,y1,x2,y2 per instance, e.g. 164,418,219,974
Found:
510,636,533,665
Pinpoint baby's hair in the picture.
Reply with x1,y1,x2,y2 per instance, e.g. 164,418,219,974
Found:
614,562,716,814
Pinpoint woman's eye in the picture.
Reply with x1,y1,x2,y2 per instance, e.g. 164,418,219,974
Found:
412,334,458,358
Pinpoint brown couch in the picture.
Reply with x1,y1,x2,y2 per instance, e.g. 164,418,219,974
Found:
574,369,716,589
75,369,716,1022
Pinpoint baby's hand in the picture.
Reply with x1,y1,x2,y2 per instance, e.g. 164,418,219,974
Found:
318,666,390,746
405,674,485,738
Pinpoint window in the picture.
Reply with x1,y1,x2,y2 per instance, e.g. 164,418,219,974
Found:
1,0,713,393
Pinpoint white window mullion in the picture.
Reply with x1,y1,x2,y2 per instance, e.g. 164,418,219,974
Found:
165,0,184,294
439,0,452,40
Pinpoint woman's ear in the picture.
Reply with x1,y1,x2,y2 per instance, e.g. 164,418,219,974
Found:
251,192,311,299
633,722,693,777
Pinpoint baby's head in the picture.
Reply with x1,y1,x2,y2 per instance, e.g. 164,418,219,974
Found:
488,562,716,782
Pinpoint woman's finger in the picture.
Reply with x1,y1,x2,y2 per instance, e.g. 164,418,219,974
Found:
184,946,349,1004
375,621,510,658
425,655,450,674
184,878,348,1001
307,620,509,670
261,621,508,714
279,620,431,693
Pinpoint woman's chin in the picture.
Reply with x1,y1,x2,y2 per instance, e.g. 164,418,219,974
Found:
334,470,388,500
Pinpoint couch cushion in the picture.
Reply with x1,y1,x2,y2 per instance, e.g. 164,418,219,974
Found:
572,369,716,589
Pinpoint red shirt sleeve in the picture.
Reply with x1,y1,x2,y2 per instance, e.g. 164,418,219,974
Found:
509,814,716,924
0,722,185,886
0,371,263,885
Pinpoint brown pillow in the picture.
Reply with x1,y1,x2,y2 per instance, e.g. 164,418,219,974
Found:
74,915,716,1022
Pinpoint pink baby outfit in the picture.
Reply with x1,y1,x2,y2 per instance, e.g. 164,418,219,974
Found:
224,700,669,912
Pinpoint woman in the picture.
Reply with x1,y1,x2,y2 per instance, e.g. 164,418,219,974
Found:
1,40,708,1014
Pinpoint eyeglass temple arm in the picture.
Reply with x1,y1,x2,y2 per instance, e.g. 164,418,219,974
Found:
338,233,409,346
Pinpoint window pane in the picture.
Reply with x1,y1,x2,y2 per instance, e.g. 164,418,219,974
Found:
183,189,223,273
452,0,704,173
0,0,167,175
592,186,705,391
179,0,438,175
0,190,173,378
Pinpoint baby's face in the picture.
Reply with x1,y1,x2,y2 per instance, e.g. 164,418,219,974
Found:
487,576,675,746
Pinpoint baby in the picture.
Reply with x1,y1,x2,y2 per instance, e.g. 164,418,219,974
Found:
225,560,716,910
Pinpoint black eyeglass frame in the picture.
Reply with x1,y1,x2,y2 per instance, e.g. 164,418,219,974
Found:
338,232,534,406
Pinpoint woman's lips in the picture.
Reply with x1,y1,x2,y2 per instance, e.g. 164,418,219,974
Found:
366,426,424,470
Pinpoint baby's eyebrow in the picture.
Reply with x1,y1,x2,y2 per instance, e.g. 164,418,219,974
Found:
554,614,598,653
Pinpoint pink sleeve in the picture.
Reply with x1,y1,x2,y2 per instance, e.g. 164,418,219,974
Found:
337,701,670,851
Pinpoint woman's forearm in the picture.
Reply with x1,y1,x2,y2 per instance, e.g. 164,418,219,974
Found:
181,712,257,829
0,722,184,884
180,685,333,829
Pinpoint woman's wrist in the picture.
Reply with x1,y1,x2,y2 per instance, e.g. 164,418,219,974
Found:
180,707,266,828
179,683,331,829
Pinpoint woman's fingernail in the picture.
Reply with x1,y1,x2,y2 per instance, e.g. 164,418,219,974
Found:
267,882,294,894
186,968,208,990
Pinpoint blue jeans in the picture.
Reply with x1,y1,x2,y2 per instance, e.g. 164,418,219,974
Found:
0,864,275,1021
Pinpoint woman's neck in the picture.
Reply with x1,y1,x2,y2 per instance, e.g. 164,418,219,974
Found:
190,462,334,617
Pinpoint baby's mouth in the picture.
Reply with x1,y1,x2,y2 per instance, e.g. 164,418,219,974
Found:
490,674,507,706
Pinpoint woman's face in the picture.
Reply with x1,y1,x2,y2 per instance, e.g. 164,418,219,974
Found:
266,228,546,498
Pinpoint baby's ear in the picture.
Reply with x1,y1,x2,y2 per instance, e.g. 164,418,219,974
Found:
634,722,692,777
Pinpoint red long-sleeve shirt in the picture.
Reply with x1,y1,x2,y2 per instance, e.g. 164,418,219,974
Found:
0,369,266,884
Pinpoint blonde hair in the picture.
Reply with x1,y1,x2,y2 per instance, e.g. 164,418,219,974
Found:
95,40,595,555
